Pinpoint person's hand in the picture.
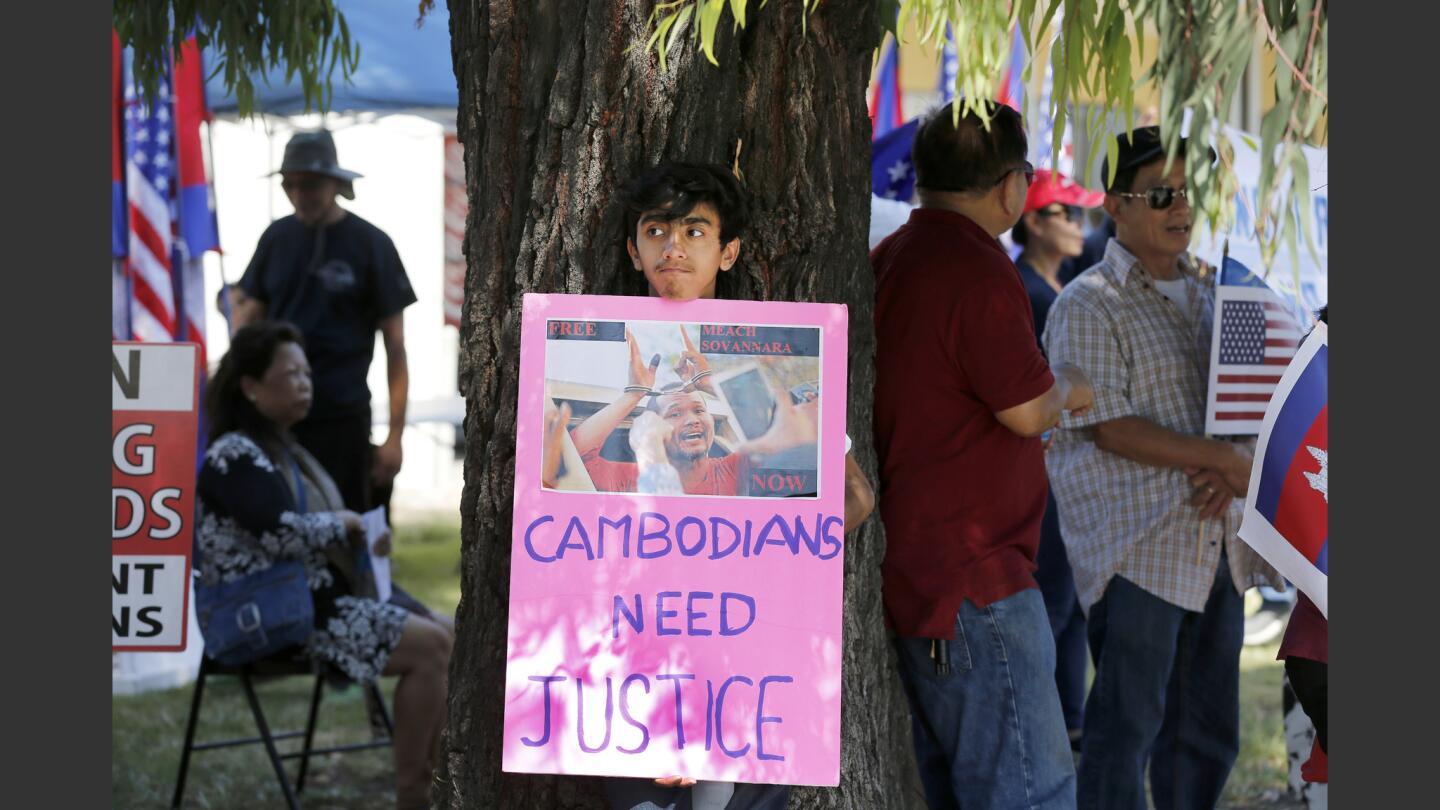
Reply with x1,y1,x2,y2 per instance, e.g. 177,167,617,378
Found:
1184,467,1235,520
541,402,572,488
372,438,403,489
1216,442,1253,496
674,326,715,395
371,526,393,557
747,373,817,455
653,777,697,788
627,329,661,391
337,510,364,537
1056,363,1094,417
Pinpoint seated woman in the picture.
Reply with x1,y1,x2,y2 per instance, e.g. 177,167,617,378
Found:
197,322,452,810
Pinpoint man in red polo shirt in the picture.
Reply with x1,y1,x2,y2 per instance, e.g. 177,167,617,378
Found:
872,101,1094,809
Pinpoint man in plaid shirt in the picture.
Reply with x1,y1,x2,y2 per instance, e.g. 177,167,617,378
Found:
1042,126,1282,810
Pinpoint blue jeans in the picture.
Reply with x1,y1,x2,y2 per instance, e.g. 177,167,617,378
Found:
1077,566,1243,810
895,588,1077,810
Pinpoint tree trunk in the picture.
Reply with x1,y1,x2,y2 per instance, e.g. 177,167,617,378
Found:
438,2,919,806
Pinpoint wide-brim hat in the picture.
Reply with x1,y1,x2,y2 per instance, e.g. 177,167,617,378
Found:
269,130,362,199
1024,169,1105,212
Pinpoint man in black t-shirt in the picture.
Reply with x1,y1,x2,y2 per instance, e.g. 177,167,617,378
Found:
233,129,416,523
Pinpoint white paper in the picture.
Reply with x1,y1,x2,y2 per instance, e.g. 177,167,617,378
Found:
363,506,392,602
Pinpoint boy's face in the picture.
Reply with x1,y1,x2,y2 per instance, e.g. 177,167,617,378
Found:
628,201,740,300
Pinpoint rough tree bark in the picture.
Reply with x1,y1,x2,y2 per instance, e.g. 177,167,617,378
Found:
437,2,920,806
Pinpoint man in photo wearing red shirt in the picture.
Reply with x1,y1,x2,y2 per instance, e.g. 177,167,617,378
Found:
561,325,822,497
871,101,1094,809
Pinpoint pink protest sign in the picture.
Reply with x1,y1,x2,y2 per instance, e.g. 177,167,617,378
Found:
503,294,849,786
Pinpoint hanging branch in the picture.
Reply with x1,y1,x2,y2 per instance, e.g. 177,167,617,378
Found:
118,0,1326,262
114,0,360,117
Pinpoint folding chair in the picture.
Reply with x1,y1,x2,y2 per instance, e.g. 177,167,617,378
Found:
170,647,394,810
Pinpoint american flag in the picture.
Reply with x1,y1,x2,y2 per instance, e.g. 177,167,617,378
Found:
121,55,180,342
113,36,216,364
1205,257,1304,435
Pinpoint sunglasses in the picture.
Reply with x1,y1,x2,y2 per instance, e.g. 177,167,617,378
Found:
281,177,329,193
1113,185,1188,210
1035,205,1084,223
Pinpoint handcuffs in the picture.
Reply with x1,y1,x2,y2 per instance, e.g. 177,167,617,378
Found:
623,369,712,397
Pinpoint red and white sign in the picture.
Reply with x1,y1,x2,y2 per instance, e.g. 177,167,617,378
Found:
112,342,200,651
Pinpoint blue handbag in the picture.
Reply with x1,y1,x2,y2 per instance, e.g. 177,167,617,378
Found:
195,560,314,667
195,451,316,667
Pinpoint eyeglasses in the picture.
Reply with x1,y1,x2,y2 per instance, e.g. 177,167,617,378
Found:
1113,185,1188,210
993,161,1035,188
1035,205,1084,223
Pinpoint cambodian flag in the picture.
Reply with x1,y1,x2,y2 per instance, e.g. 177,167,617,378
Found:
113,30,127,260
1239,321,1328,616
869,35,903,140
173,37,219,259
171,37,218,359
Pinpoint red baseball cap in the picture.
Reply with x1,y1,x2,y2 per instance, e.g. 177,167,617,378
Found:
1024,169,1105,213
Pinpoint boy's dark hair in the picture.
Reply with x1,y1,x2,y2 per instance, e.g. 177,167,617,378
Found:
616,161,751,246
912,101,1028,193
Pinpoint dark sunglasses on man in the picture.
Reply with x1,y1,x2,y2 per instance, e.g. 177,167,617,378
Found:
1035,204,1084,223
1113,184,1188,210
993,160,1036,188
281,176,330,194
1002,159,1036,187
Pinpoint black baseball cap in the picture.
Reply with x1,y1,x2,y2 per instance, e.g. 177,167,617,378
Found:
1100,125,1215,192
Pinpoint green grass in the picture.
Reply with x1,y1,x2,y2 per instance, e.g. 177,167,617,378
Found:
385,519,463,617
1220,642,1301,809
114,519,461,809
116,518,1297,808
